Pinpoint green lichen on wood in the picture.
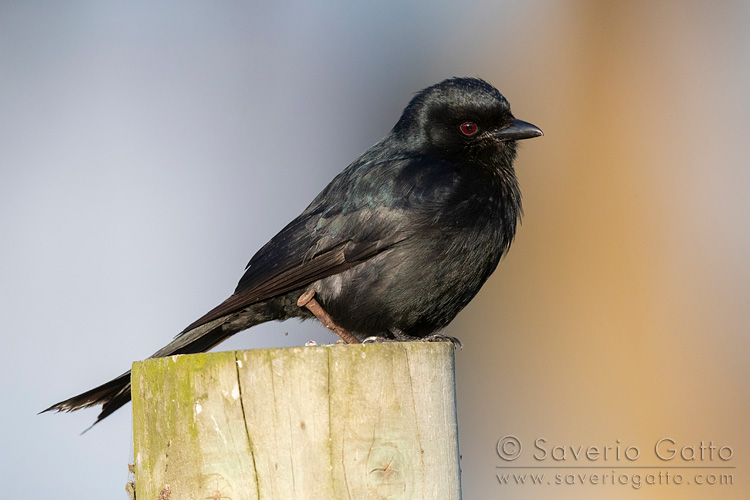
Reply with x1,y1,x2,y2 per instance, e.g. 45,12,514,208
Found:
132,342,460,500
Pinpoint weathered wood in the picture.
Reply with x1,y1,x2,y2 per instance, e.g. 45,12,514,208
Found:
132,342,461,500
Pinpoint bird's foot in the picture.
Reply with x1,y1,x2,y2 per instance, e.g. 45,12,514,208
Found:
362,336,397,343
420,334,463,349
391,329,462,348
363,330,463,348
297,290,361,344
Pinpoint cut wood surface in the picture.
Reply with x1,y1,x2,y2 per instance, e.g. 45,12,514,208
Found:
132,342,461,500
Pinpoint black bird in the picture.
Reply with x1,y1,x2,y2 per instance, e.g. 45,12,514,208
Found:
43,77,542,426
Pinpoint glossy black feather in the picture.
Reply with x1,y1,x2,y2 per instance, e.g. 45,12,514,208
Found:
42,77,541,426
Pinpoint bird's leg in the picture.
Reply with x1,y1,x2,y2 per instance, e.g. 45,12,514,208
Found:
297,290,362,344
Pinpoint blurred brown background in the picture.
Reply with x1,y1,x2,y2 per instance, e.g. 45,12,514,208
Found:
453,2,749,498
2,1,747,498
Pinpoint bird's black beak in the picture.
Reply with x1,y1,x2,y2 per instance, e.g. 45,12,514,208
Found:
495,119,543,141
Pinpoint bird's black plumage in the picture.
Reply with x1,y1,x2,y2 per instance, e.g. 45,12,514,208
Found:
43,77,542,426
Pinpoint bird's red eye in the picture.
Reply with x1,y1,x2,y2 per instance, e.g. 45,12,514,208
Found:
460,121,478,135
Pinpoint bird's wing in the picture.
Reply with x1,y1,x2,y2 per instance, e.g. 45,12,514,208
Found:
178,154,454,335
179,229,407,334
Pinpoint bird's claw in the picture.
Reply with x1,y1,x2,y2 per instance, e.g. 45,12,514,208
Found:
363,333,462,348
362,336,395,344
421,334,463,349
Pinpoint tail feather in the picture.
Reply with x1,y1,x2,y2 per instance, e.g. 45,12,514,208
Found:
42,293,294,429
41,371,131,414
41,316,239,428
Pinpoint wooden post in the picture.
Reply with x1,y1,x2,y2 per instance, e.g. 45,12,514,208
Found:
132,342,461,500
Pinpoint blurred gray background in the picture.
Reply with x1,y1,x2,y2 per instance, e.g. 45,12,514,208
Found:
2,1,748,499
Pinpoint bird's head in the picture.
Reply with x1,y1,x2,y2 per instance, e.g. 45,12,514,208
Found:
393,77,542,166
